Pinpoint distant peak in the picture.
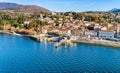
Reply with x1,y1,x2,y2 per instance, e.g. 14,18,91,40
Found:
110,8,118,11
0,2,51,13
109,8,120,13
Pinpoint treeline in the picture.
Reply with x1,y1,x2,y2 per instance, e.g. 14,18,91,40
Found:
0,12,49,30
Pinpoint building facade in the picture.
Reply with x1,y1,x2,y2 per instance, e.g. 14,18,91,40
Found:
98,31,115,38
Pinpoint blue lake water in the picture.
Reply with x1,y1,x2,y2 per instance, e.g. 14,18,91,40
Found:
0,34,120,73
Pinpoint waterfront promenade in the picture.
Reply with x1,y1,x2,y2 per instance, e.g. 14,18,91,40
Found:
1,30,120,48
72,39,120,48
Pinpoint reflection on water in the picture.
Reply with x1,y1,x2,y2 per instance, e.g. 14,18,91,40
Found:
0,34,120,72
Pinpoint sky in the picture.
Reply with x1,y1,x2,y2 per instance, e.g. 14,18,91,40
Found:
0,0,120,12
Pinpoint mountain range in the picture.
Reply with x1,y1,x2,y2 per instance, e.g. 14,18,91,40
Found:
0,2,120,13
109,8,120,13
0,2,51,13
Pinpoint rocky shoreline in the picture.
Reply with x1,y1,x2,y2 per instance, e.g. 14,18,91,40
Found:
0,30,31,37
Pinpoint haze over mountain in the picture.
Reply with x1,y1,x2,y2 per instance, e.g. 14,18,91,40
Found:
0,2,51,13
109,8,120,13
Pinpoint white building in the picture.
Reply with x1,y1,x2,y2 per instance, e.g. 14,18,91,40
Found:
24,21,31,25
98,30,115,38
85,23,90,27
59,29,71,36
59,24,62,27
52,12,57,15
85,31,98,36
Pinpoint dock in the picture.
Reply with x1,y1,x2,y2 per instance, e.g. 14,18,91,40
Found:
54,39,74,48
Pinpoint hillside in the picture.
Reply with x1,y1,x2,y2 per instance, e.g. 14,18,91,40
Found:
0,2,51,13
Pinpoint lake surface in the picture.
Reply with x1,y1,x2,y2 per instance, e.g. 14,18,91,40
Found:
0,34,120,73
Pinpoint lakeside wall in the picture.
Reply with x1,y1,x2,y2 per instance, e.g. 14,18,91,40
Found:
1,30,120,48
72,40,120,48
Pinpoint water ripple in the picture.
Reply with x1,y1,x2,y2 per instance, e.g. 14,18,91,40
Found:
0,34,120,72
